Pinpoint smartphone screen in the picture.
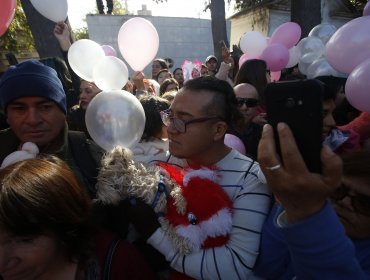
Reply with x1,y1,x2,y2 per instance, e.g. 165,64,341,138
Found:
265,79,324,173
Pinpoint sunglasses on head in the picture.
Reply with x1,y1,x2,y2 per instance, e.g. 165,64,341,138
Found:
236,98,258,108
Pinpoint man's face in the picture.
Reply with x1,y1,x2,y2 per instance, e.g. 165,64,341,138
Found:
234,84,259,125
322,99,336,140
331,176,370,239
79,80,101,110
166,90,220,163
206,59,218,72
6,97,66,148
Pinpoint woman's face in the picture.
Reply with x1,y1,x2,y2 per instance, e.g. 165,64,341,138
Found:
157,72,172,85
0,232,68,280
79,80,101,110
152,61,163,78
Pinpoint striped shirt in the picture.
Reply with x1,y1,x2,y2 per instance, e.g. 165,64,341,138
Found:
148,149,272,280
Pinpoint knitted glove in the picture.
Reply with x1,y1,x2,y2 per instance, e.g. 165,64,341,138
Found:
125,198,160,240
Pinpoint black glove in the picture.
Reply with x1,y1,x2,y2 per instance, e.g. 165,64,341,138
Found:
125,198,161,240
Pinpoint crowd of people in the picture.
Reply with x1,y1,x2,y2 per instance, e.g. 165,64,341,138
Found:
0,19,369,280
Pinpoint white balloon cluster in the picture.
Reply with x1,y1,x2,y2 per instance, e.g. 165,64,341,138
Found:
67,17,160,151
296,23,344,79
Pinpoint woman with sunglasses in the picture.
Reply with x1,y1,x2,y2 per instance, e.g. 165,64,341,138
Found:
253,123,370,279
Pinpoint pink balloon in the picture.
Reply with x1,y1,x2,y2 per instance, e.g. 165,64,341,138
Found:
345,58,370,112
326,16,370,74
0,0,16,37
224,134,246,155
101,45,117,57
270,71,281,82
239,53,260,69
363,1,370,16
269,22,302,49
118,17,159,71
261,43,289,72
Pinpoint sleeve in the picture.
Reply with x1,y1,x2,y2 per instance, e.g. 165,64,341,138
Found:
215,62,231,81
278,201,368,280
148,172,272,280
252,204,295,280
61,50,81,95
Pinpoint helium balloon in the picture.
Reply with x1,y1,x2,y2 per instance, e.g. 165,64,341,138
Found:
224,134,246,155
298,52,322,75
326,16,370,74
30,0,68,22
261,43,289,72
0,0,16,37
269,22,301,49
68,39,105,82
86,90,146,151
345,58,370,113
308,23,337,45
238,53,260,69
306,57,337,79
363,1,370,16
118,17,159,71
93,56,129,91
286,46,301,68
270,71,281,82
101,45,117,57
297,36,325,57
239,31,267,56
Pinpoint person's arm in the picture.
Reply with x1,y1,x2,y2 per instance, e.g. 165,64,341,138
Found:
53,22,81,95
257,123,369,279
147,163,271,279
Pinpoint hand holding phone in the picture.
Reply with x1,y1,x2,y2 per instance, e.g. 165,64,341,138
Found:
264,79,324,173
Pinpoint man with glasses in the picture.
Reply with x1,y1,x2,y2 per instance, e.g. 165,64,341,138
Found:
230,83,262,160
253,123,370,279
127,76,272,279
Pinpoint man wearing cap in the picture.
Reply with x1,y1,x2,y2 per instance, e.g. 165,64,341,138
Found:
0,59,103,198
205,55,218,76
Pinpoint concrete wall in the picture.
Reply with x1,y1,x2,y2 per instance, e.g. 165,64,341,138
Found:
229,6,355,48
87,15,230,77
229,8,269,47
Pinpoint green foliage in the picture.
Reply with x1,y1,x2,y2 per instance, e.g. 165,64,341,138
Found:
73,27,89,40
0,3,36,53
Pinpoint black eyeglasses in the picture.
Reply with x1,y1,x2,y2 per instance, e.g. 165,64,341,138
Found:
331,184,370,216
236,98,258,108
160,109,219,133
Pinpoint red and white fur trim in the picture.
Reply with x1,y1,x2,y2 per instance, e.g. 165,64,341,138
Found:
176,207,232,251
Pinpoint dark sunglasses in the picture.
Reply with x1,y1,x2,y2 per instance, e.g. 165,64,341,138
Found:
236,98,258,108
331,184,370,216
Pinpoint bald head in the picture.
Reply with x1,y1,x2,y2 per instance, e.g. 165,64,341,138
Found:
234,83,258,99
233,83,259,125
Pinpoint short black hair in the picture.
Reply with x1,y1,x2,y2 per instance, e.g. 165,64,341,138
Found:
315,75,346,101
180,76,242,126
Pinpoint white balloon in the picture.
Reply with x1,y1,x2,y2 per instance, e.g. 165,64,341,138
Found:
68,39,105,82
239,31,267,56
85,90,145,151
308,23,337,45
306,57,337,79
118,17,159,71
30,0,68,22
286,46,301,68
297,36,325,57
298,52,323,75
93,56,129,91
